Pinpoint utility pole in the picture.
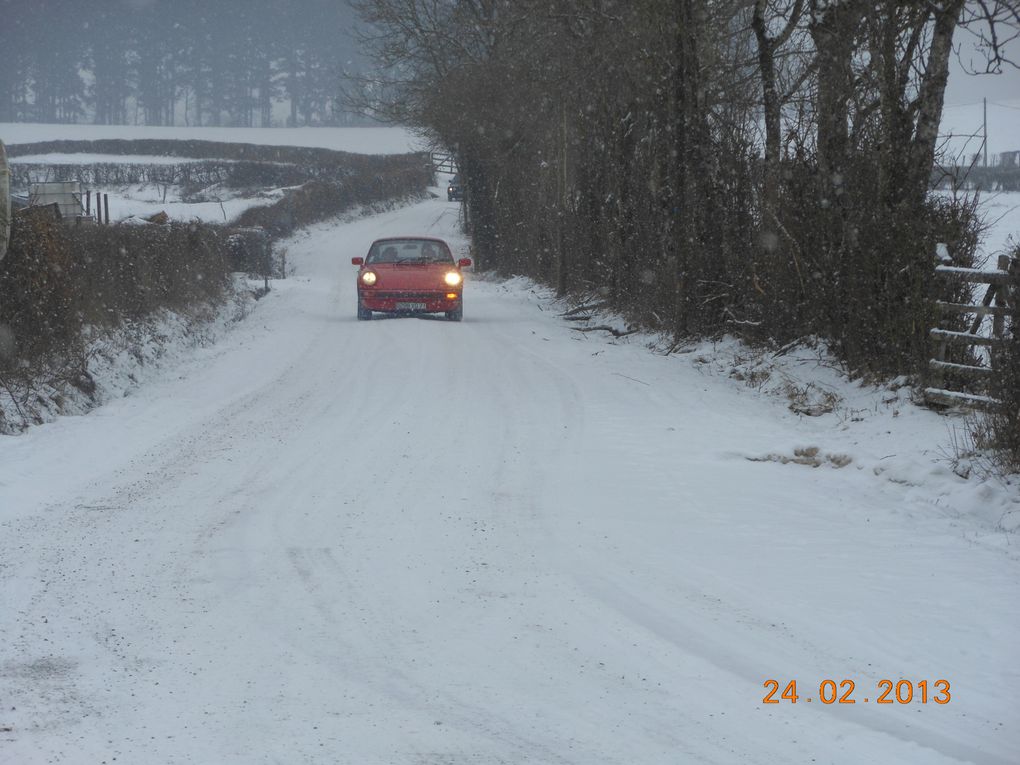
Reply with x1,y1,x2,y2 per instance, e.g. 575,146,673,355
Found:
0,140,10,263
983,97,988,167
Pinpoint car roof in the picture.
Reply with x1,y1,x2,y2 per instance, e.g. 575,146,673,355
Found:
371,236,449,245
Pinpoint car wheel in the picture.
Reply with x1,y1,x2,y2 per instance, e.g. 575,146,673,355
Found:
357,302,372,321
446,305,463,322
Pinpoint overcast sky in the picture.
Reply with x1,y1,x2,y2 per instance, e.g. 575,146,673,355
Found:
944,24,1020,105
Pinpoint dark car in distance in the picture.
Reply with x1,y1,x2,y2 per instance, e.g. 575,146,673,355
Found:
447,175,463,202
353,237,472,321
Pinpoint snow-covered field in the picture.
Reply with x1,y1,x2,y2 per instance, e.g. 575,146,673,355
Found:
3,98,1016,162
4,112,1018,234
0,190,1017,764
1,125,429,225
976,191,1020,263
938,97,1020,263
9,153,217,165
2,98,1016,162
92,184,284,225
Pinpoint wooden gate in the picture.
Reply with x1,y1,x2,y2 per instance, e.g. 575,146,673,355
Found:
430,151,457,174
925,254,1016,408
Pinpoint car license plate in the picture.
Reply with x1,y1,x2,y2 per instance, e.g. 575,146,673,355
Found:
396,302,427,311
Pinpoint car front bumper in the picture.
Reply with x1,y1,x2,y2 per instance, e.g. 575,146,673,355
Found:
359,290,461,314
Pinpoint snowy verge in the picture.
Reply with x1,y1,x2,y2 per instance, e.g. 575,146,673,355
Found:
0,280,258,434
494,274,1020,539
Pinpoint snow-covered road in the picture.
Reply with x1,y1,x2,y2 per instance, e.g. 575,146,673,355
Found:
1,198,1017,765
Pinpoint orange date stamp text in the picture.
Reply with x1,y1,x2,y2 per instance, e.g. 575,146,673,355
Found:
762,679,951,705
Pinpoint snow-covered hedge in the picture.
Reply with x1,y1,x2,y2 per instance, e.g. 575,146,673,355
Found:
3,209,231,345
6,138,431,190
0,209,232,431
233,174,428,238
8,159,310,191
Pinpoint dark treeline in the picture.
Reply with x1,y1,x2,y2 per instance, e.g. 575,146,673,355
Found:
355,0,1017,382
0,0,368,127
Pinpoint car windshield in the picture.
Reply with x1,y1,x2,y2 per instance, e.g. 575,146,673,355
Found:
366,239,454,264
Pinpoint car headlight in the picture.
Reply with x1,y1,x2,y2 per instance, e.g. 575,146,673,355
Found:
361,271,378,286
444,271,462,287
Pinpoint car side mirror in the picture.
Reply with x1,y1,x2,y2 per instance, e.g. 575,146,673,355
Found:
352,257,364,265
458,258,472,268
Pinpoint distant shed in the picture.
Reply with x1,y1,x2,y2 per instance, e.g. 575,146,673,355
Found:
1000,150,1020,169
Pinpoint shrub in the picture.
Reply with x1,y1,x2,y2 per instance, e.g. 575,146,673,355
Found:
986,248,1020,471
0,212,230,364
0,208,79,358
759,160,981,379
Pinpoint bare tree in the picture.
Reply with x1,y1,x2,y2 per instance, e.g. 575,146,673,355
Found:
752,0,805,211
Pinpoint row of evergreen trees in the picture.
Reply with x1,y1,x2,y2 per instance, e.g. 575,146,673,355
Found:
0,0,369,127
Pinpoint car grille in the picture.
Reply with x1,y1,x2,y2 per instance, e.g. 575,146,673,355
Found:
371,291,447,299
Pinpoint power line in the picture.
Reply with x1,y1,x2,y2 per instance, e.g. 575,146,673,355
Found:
944,100,1020,110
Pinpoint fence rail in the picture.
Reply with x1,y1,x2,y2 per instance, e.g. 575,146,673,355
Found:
925,254,1015,409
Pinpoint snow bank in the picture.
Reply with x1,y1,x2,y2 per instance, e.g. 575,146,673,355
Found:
515,279,1020,538
0,282,257,433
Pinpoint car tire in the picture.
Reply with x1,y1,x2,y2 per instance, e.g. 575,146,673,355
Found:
446,305,463,322
357,302,372,321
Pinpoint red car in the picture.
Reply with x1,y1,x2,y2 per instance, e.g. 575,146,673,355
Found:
352,237,472,321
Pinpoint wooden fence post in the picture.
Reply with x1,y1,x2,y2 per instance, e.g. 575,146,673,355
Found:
927,256,1014,409
992,255,1009,339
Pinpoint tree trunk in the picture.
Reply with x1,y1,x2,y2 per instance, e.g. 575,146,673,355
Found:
908,0,964,205
672,0,709,337
752,0,803,212
810,1,864,185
